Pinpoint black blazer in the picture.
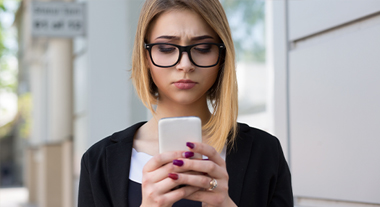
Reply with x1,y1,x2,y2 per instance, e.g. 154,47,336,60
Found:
78,122,293,207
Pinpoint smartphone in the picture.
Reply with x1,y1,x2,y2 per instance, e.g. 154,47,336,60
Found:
158,116,202,159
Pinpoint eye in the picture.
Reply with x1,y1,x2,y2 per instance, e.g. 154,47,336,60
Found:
193,44,212,53
158,45,177,53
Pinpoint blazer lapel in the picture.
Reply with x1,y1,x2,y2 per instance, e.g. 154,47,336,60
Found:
105,122,146,207
226,123,253,206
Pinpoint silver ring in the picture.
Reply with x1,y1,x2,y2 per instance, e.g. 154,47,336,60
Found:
208,178,218,191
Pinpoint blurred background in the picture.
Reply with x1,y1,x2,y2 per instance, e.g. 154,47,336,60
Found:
0,0,379,206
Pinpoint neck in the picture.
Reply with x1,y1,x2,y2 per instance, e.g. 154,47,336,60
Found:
156,104,211,124
147,96,211,130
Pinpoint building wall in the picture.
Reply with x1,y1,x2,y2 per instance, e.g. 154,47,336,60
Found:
16,0,80,206
267,1,380,206
16,0,147,206
72,0,147,204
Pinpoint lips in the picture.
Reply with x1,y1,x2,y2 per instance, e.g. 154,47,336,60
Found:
173,79,197,90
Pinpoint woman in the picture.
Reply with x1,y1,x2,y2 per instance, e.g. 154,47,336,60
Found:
78,0,293,206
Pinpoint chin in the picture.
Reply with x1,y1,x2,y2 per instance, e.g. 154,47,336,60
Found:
174,98,200,106
171,95,205,106
159,90,208,106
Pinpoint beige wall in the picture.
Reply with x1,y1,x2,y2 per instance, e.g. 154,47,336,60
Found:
25,148,37,204
26,141,73,207
38,144,63,207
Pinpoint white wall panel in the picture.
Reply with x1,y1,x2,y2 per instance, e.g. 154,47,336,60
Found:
73,0,146,153
289,0,380,40
46,40,73,143
30,64,48,145
290,16,380,203
265,0,290,160
87,0,131,144
73,52,87,115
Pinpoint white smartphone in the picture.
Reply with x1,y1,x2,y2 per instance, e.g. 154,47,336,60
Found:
158,116,202,159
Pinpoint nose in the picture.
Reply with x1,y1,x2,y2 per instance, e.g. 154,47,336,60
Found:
176,52,194,72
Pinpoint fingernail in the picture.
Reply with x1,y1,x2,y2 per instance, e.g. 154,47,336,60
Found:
183,151,194,158
173,160,184,166
186,142,195,149
168,173,179,180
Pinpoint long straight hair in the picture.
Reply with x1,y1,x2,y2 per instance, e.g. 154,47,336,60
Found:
131,0,238,152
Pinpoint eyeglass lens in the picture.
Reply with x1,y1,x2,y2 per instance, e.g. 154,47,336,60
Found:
150,44,220,67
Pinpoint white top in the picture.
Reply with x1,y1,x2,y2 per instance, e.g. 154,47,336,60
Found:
129,147,227,183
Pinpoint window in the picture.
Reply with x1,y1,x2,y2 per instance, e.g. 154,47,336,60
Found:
221,0,270,131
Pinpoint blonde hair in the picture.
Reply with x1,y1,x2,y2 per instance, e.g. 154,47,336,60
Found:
131,0,238,152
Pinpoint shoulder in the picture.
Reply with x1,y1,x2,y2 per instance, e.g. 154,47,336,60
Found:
237,122,280,146
233,122,283,158
229,122,287,173
228,123,293,206
81,122,146,163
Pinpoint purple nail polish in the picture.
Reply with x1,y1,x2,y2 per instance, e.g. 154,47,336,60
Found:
186,142,195,149
183,151,194,158
173,160,184,166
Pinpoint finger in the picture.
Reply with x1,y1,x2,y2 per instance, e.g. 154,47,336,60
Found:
143,159,206,187
143,151,185,172
170,173,214,189
150,176,185,194
161,185,200,205
143,162,175,184
186,142,225,166
171,159,227,179
142,183,200,206
150,175,202,200
185,190,226,206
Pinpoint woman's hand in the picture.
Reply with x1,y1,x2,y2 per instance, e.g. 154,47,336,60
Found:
140,150,200,207
169,142,237,207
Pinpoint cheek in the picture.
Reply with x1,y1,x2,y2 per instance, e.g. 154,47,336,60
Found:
208,68,220,83
206,68,221,90
149,67,165,88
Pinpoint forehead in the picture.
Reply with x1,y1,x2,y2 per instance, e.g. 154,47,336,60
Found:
147,9,219,42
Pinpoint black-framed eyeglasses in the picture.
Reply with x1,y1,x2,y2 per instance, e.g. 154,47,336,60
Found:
144,42,225,68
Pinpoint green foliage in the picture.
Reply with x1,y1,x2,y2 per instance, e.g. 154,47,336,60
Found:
0,0,23,137
0,0,18,93
0,93,31,139
0,0,7,58
0,60,17,92
17,93,32,138
221,0,266,63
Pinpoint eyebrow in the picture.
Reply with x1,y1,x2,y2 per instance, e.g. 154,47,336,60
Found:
155,35,215,41
192,35,215,41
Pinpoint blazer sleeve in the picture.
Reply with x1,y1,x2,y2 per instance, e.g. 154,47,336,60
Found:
269,139,293,207
78,152,97,207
